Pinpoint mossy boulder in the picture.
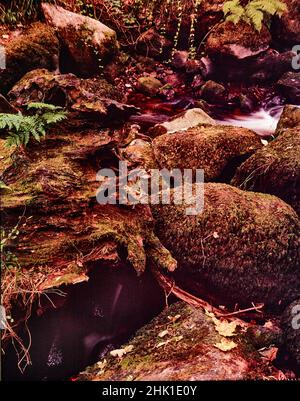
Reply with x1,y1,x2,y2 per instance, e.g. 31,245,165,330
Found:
200,80,226,104
152,125,263,182
276,105,300,134
8,69,124,106
152,183,300,310
42,3,119,77
8,69,138,124
277,72,300,105
120,138,158,170
282,299,300,369
272,0,300,46
231,128,300,215
136,76,163,97
206,21,271,60
136,28,170,59
78,302,279,381
0,23,59,94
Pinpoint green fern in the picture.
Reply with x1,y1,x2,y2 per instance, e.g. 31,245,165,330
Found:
0,103,67,148
223,0,287,31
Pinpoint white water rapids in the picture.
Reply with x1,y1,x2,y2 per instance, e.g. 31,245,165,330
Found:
217,105,300,136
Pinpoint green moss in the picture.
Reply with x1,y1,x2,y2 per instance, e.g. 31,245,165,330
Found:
0,23,59,94
153,125,262,182
152,183,300,310
232,128,300,215
79,302,275,381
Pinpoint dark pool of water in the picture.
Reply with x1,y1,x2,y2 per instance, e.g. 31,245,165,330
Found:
2,263,166,381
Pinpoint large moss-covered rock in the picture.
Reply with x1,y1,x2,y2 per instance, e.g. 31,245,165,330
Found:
0,23,59,94
78,302,279,381
232,128,300,215
272,0,300,45
42,3,119,77
276,105,300,133
206,21,271,60
152,125,262,182
152,183,300,310
8,68,124,105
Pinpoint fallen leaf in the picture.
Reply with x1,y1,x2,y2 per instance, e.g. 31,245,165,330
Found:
263,320,274,329
205,310,238,337
124,345,134,353
259,346,278,362
110,349,126,358
214,320,238,337
167,314,181,323
156,340,171,348
95,359,107,376
158,329,169,338
110,345,134,358
96,360,107,370
214,338,238,352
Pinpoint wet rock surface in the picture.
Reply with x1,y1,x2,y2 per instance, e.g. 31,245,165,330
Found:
42,3,119,77
152,183,300,311
1,0,300,381
206,21,271,60
152,125,262,182
78,302,279,381
0,23,59,94
232,128,300,215
276,105,300,133
149,108,216,137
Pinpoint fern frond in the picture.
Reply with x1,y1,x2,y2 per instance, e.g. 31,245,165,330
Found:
223,0,287,31
223,0,243,16
227,13,243,24
248,0,287,16
0,102,67,148
0,113,23,131
27,102,63,112
41,111,67,125
245,4,264,31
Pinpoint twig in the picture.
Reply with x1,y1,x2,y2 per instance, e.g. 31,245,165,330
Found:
152,267,264,323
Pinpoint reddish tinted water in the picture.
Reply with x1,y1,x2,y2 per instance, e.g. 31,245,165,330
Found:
127,93,285,136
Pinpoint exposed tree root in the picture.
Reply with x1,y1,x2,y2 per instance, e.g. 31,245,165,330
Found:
151,266,264,324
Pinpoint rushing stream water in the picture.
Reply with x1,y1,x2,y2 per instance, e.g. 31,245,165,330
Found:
128,93,297,137
215,106,285,136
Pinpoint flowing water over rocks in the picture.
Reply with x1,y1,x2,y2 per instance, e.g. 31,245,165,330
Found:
1,0,300,382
